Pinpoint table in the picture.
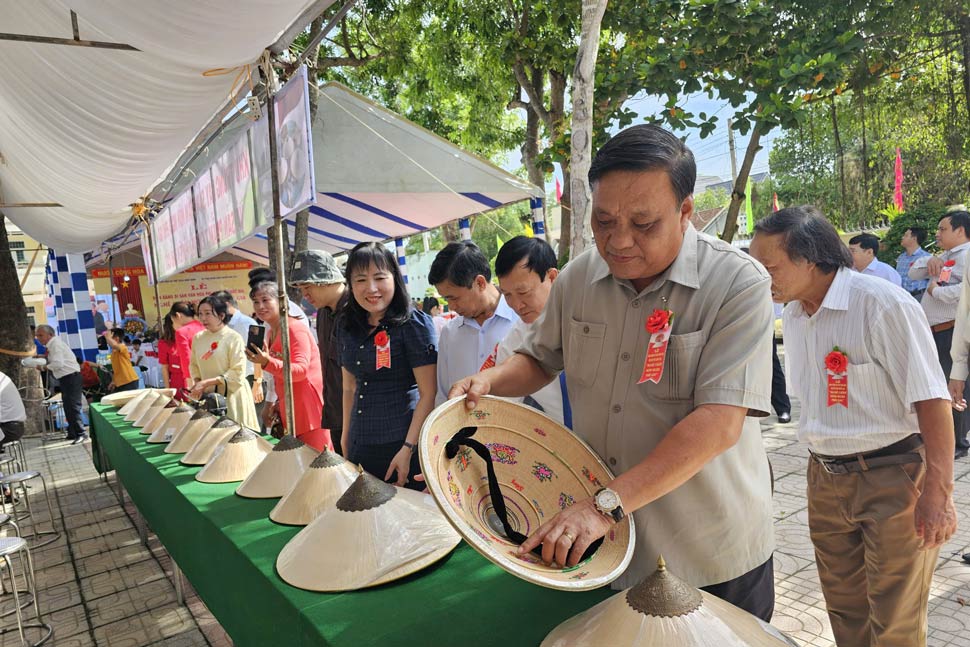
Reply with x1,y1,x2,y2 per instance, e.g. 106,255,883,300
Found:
89,404,612,646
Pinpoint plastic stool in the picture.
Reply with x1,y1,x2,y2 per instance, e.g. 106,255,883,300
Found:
0,537,51,645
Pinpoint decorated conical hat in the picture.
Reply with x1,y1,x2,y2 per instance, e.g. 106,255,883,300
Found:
418,396,635,591
269,449,359,525
140,399,177,435
147,404,195,444
181,417,242,465
276,470,461,591
235,435,319,499
133,396,170,428
196,428,273,483
124,390,160,422
542,557,798,647
164,410,217,454
104,388,150,409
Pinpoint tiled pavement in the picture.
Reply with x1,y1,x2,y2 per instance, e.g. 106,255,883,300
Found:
4,407,970,646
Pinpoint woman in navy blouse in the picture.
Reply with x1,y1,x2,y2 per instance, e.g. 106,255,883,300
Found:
339,242,438,490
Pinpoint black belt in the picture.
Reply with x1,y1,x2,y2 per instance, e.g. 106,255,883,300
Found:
811,434,924,475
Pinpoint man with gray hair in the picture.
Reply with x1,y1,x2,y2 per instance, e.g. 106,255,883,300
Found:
34,325,86,443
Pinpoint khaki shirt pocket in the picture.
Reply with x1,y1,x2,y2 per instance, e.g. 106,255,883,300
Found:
566,319,607,387
653,330,706,402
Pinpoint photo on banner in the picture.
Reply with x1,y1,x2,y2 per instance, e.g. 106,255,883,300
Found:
194,169,219,259
250,116,273,225
169,190,198,270
273,65,316,218
152,208,176,278
211,137,256,249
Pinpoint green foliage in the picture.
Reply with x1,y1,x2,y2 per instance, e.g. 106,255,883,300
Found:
694,186,730,212
876,203,948,264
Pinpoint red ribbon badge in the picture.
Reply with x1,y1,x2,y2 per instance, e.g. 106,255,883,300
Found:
375,330,391,370
939,259,956,283
201,341,218,361
479,343,499,371
638,309,673,385
825,347,848,408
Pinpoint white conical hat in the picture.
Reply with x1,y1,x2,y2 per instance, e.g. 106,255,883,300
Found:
181,417,241,465
147,404,195,444
196,428,274,483
276,470,461,591
269,449,358,525
133,395,171,428
140,399,177,436
124,390,160,422
541,557,798,647
164,409,217,454
235,435,319,499
104,388,150,409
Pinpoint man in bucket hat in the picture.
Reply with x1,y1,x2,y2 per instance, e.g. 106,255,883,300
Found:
289,250,347,453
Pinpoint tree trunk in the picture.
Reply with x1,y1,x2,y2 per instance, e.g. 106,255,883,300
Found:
830,98,847,227
959,14,970,131
720,128,763,244
568,0,608,260
858,88,870,214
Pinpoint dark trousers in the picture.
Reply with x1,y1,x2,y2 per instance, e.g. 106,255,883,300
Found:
700,556,775,622
59,371,86,439
349,440,423,491
114,380,140,392
933,327,970,450
0,421,24,446
329,427,343,456
771,337,791,416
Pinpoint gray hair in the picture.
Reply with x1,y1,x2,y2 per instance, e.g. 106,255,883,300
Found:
35,324,56,336
753,205,852,274
249,280,279,300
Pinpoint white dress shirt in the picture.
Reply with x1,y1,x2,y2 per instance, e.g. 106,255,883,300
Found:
0,372,25,423
909,241,970,326
228,309,258,375
496,319,565,425
44,335,81,379
950,263,970,381
784,268,949,454
435,295,519,405
857,258,902,287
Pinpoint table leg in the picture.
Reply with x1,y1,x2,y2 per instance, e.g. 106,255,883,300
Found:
173,562,185,606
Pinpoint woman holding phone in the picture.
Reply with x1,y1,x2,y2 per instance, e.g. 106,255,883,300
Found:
337,242,437,490
246,281,329,450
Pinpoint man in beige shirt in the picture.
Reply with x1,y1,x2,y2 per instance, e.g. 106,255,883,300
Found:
450,124,775,620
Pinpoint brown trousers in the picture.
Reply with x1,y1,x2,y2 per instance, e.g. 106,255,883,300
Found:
807,455,938,647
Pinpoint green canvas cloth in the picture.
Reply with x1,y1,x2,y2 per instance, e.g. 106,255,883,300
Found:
89,404,612,646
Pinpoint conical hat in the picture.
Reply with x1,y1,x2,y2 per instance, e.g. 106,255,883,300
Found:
164,410,217,454
123,390,160,422
276,470,461,591
147,404,195,443
269,449,358,525
541,557,798,647
235,435,319,499
418,396,635,591
196,428,274,483
139,399,178,435
133,396,171,428
180,417,242,465
104,388,151,409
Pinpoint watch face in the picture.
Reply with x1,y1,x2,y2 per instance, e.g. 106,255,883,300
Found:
597,489,619,510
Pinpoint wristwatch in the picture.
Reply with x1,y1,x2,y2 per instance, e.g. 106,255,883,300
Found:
593,487,625,522
403,441,417,452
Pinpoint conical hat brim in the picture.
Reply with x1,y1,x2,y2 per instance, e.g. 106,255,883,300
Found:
164,417,216,454
541,590,795,647
147,410,194,444
140,407,174,436
133,398,170,428
418,395,635,591
124,391,160,422
269,461,359,525
196,436,274,483
235,443,320,498
180,424,241,465
105,389,150,409
276,487,461,591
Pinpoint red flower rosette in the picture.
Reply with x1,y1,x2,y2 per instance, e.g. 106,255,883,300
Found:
825,346,849,408
645,309,672,334
824,347,848,374
374,331,389,348
201,341,219,361
944,260,957,267
374,330,391,370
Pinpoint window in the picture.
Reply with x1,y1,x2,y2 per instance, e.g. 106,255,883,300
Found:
8,241,25,265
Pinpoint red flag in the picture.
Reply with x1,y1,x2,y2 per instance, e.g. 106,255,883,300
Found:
894,148,904,212
772,193,780,212
555,177,563,204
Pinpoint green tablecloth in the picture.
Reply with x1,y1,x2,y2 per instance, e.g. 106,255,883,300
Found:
89,404,612,646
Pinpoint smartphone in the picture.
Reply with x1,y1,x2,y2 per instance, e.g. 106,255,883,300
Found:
247,324,266,351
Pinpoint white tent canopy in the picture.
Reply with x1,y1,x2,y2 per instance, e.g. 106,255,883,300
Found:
0,0,334,253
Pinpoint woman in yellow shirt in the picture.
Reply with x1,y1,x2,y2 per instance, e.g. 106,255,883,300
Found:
106,328,140,392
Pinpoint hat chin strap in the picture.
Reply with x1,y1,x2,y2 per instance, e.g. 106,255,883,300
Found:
445,426,602,563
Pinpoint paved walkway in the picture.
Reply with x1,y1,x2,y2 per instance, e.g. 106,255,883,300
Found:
3,408,970,646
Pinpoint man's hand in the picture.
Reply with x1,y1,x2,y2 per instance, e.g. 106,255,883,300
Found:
927,256,944,278
447,374,492,410
516,498,613,568
915,487,957,549
949,379,967,411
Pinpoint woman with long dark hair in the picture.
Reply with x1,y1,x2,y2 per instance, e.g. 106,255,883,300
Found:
157,314,186,398
169,301,205,394
338,242,437,490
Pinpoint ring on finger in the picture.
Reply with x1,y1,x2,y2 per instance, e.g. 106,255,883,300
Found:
561,531,575,543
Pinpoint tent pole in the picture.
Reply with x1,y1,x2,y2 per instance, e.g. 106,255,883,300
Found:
262,52,297,437
107,254,118,328
145,222,164,331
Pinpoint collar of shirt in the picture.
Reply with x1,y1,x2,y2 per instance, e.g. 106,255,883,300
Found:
944,241,970,260
899,247,929,260
789,267,853,320
456,293,518,330
590,223,701,293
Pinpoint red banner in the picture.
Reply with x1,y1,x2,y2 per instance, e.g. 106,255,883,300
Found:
638,328,672,385
827,372,848,407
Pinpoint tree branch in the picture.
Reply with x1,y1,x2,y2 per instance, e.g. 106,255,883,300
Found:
318,55,379,69
513,60,552,127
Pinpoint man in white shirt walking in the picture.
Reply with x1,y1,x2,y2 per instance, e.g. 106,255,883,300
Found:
430,241,519,406
34,325,87,443
751,205,956,647
909,210,970,458
848,232,902,286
